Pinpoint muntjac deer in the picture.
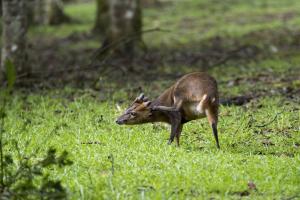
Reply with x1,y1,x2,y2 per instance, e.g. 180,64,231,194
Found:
116,72,220,148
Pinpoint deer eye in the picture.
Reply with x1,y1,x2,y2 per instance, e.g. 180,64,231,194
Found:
130,112,136,116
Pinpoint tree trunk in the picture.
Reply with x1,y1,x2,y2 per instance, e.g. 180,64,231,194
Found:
33,0,48,25
27,0,70,26
93,0,109,34
1,0,29,83
27,0,39,25
99,0,142,57
46,0,71,25
0,0,2,17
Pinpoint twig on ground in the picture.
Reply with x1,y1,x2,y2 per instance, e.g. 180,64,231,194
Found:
81,141,102,145
92,27,171,60
255,112,282,128
220,95,254,106
208,45,257,68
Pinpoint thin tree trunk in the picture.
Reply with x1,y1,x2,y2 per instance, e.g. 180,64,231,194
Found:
93,0,109,34
99,0,142,57
27,0,70,26
46,0,71,25
0,0,2,17
1,0,29,83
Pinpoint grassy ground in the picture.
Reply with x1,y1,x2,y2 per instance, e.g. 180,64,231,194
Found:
2,0,300,199
4,90,300,199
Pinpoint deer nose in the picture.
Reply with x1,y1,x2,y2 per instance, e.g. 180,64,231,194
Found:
116,119,122,125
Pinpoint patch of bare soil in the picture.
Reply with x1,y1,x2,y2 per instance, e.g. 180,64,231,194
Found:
17,35,261,88
14,27,300,104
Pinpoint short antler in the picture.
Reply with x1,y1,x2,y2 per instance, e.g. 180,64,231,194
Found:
137,93,145,100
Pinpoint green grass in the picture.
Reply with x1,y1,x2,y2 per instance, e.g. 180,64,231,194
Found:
2,54,300,199
2,0,300,199
28,0,300,48
2,89,299,199
142,0,300,47
29,2,95,38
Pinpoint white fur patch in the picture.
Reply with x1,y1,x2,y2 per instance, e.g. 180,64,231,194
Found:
196,94,207,113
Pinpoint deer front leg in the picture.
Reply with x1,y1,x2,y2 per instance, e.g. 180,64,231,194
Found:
168,111,182,145
175,124,183,146
151,101,183,145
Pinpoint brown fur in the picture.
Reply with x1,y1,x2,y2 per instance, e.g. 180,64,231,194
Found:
116,72,220,148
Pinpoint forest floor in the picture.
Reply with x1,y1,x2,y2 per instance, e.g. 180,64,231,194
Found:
1,0,300,199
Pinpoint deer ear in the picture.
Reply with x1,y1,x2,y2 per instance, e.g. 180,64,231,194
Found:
144,101,151,107
143,96,148,102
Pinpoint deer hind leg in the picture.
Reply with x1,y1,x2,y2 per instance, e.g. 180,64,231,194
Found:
196,94,208,114
152,99,183,112
205,107,220,149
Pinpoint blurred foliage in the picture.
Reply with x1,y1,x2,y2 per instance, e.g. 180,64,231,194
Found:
0,146,73,199
0,59,73,199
